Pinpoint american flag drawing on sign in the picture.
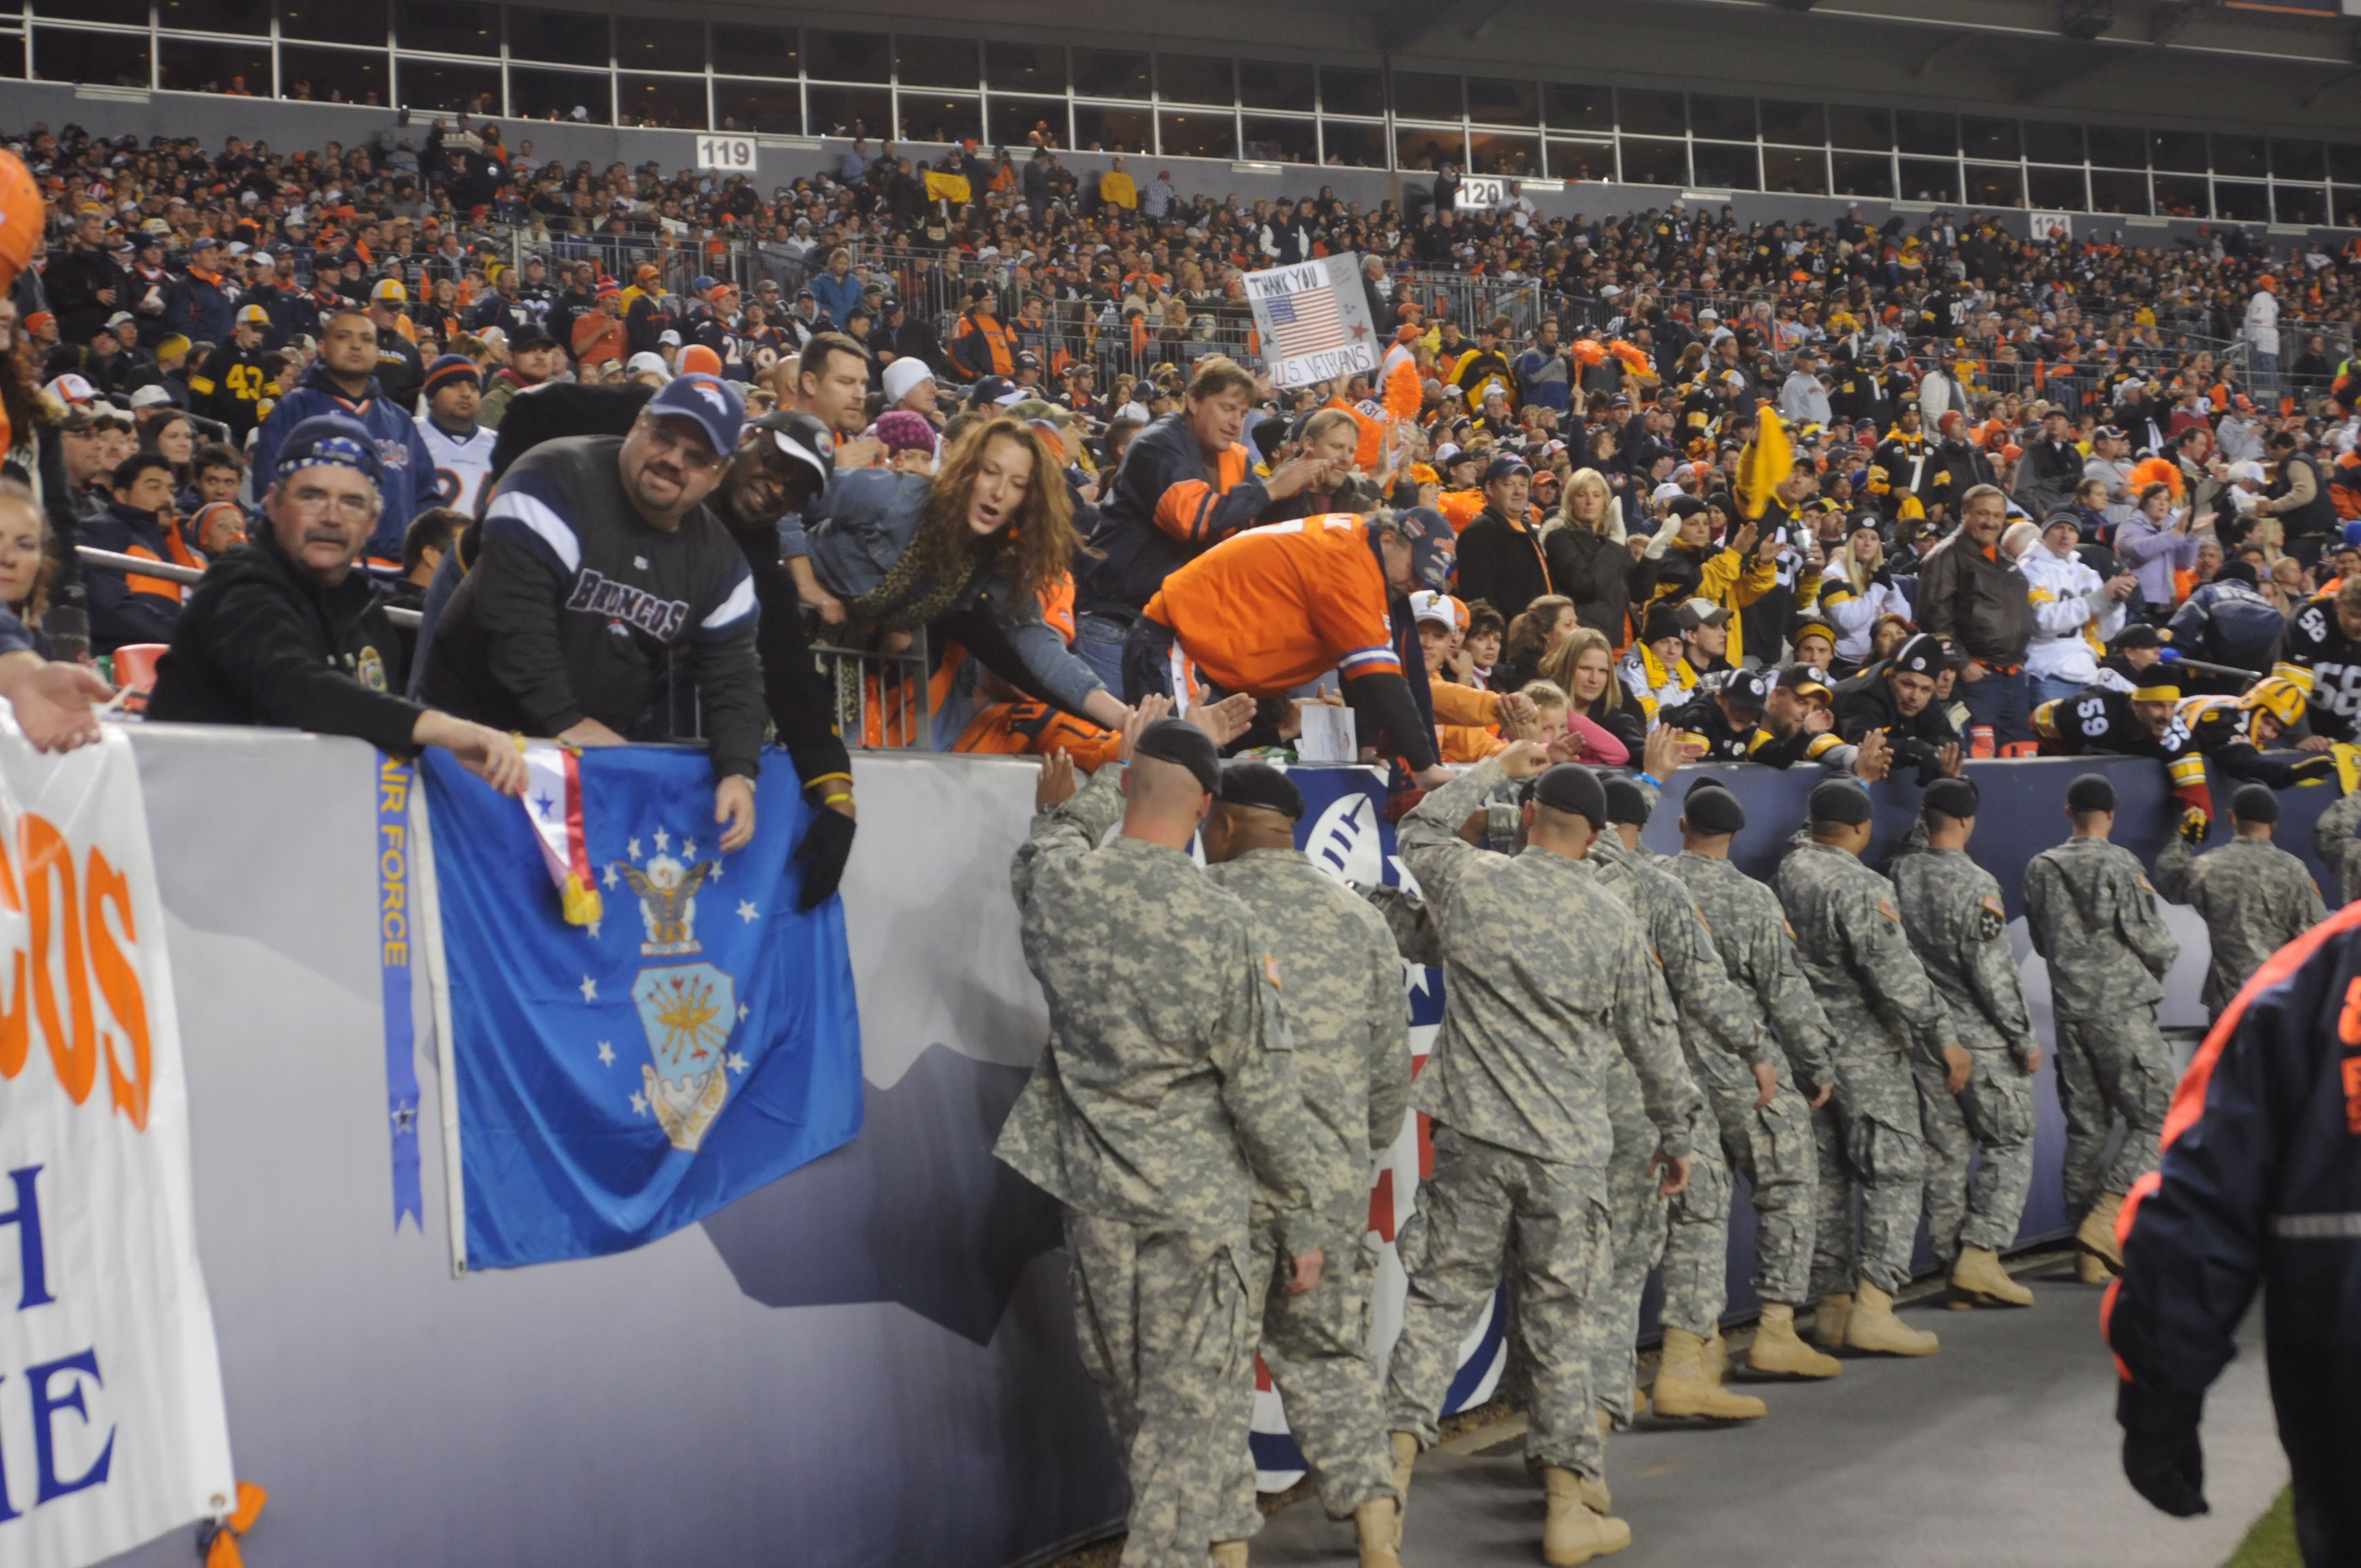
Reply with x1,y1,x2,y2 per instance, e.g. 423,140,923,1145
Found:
1264,286,1347,361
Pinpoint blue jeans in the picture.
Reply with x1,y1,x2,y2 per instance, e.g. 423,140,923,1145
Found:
1073,611,1131,696
1962,667,2032,747
2028,676,2084,713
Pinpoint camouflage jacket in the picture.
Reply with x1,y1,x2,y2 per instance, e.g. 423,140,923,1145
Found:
1669,849,1840,1094
1888,840,2039,1066
1590,834,1777,1074
2311,789,2361,907
1772,837,1956,1065
2153,831,2328,1016
2022,834,2178,1023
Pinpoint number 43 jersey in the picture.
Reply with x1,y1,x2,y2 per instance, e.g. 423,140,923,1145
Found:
2281,592,2361,743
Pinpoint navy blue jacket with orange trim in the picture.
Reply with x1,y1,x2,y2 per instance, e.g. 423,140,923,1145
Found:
2104,897,2361,1401
1077,412,1271,616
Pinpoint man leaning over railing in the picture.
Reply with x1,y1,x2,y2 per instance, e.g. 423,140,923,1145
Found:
145,414,526,798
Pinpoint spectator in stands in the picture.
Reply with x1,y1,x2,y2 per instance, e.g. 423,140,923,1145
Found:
1538,469,1630,641
84,451,185,655
49,205,129,348
2115,483,2205,611
1537,625,1644,761
0,478,52,649
146,414,523,794
254,309,437,560
1915,485,2036,746
478,325,560,428
949,284,1015,383
1456,455,1550,622
366,279,427,408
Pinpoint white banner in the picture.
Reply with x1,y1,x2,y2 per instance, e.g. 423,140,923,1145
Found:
1243,254,1380,389
0,723,233,1567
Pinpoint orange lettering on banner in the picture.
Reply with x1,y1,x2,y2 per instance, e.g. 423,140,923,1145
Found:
0,810,23,1080
23,813,96,1104
88,848,153,1130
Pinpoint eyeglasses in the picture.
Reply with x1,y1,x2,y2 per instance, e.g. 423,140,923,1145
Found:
284,485,377,522
641,422,725,472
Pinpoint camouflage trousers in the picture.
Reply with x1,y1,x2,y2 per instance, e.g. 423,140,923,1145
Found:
1810,1038,1927,1298
1215,1212,1396,1538
1065,1212,1256,1568
1909,1043,2036,1263
1702,1067,1819,1307
1384,1124,1613,1480
2054,1011,2175,1224
1586,1052,1731,1429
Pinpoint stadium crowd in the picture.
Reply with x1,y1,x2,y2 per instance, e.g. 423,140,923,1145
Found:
1,116,2357,1568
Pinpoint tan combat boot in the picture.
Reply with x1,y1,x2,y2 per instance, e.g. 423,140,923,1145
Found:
1652,1326,1768,1419
1354,1499,1402,1568
2075,1191,2125,1277
1746,1302,1843,1378
1209,1542,1249,1567
1843,1277,1940,1356
1950,1245,2036,1308
1812,1292,1853,1349
1542,1468,1633,1566
1389,1431,1418,1548
2076,1251,2113,1284
1586,1412,1613,1513
1706,1330,1732,1384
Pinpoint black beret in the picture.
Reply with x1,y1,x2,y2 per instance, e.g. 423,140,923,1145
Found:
1527,763,1609,828
1218,759,1305,820
1603,776,1652,827
1133,718,1220,796
2231,782,2280,824
1809,778,1874,826
1682,783,1746,835
2066,773,2117,814
1923,776,1981,821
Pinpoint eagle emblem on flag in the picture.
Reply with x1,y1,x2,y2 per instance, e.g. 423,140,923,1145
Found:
616,843,741,1152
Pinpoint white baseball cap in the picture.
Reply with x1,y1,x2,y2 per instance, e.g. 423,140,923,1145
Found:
128,384,174,409
624,351,671,382
1408,590,1458,630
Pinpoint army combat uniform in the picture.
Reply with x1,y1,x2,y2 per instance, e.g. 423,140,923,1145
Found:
1774,838,1956,1299
1888,832,2041,1268
1204,848,1412,1540
994,767,1319,1568
2311,788,2361,907
2153,831,2328,1020
1384,757,1702,1485
2022,835,2180,1232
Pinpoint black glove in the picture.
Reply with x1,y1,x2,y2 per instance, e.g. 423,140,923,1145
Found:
2118,1381,2208,1518
2289,753,2338,785
792,804,857,912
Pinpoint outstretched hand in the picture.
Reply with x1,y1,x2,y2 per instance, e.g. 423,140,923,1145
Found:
1117,694,1174,762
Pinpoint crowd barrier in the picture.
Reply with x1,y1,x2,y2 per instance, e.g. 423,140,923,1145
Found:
76,732,2333,1567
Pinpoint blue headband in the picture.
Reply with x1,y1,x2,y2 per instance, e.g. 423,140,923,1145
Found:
277,433,379,488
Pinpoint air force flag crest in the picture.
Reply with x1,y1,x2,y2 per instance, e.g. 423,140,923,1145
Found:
418,745,863,1271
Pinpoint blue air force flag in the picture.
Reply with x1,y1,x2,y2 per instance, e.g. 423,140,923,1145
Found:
420,745,863,1270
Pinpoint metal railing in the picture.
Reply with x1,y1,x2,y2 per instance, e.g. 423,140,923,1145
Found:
78,547,425,629
811,634,933,752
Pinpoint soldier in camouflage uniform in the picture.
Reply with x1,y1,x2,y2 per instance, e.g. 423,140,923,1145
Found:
994,718,1323,1568
1667,781,1846,1379
2154,782,2328,1021
1200,761,1412,1567
2022,772,2182,1284
1885,777,2042,1310
2310,784,2361,906
1774,777,1968,1358
1586,776,1778,1428
1382,745,1702,1567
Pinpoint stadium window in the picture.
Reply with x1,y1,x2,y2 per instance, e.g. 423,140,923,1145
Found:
1158,108,1236,159
394,0,493,57
2273,184,2326,227
281,44,383,103
988,96,1067,147
1469,130,1539,176
1238,61,1312,112
2211,134,2265,179
1158,54,1232,107
1618,90,1683,139
896,35,977,91
1966,162,2023,208
1897,156,1959,202
1827,104,1892,151
615,17,700,76
2027,165,2088,211
2212,179,2268,223
1071,103,1150,151
1759,100,1823,145
2332,145,2361,184
1691,141,1760,191
1546,138,1613,183
806,31,888,84
1241,115,1316,164
1896,112,1956,157
2087,168,2149,214
2086,124,2145,168
157,36,272,94
1391,71,1461,124
0,34,23,79
280,0,381,46
1961,117,2019,161
1543,83,1610,133
394,56,498,113
508,7,605,68
896,92,980,145
984,41,1063,95
1762,145,1829,195
1319,119,1385,167
618,73,704,128
2023,122,2083,164
712,25,795,79
1618,136,1687,187
160,0,266,35
714,79,801,134
2271,139,2324,183
804,84,889,138
1394,124,1462,172
1830,151,1894,198
2152,172,2207,217
1072,48,1148,100
37,0,148,25
1687,95,1754,142
1319,65,1383,117
2335,187,2361,227
2147,129,2205,173
33,27,151,86
512,63,610,123
1466,78,1538,128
